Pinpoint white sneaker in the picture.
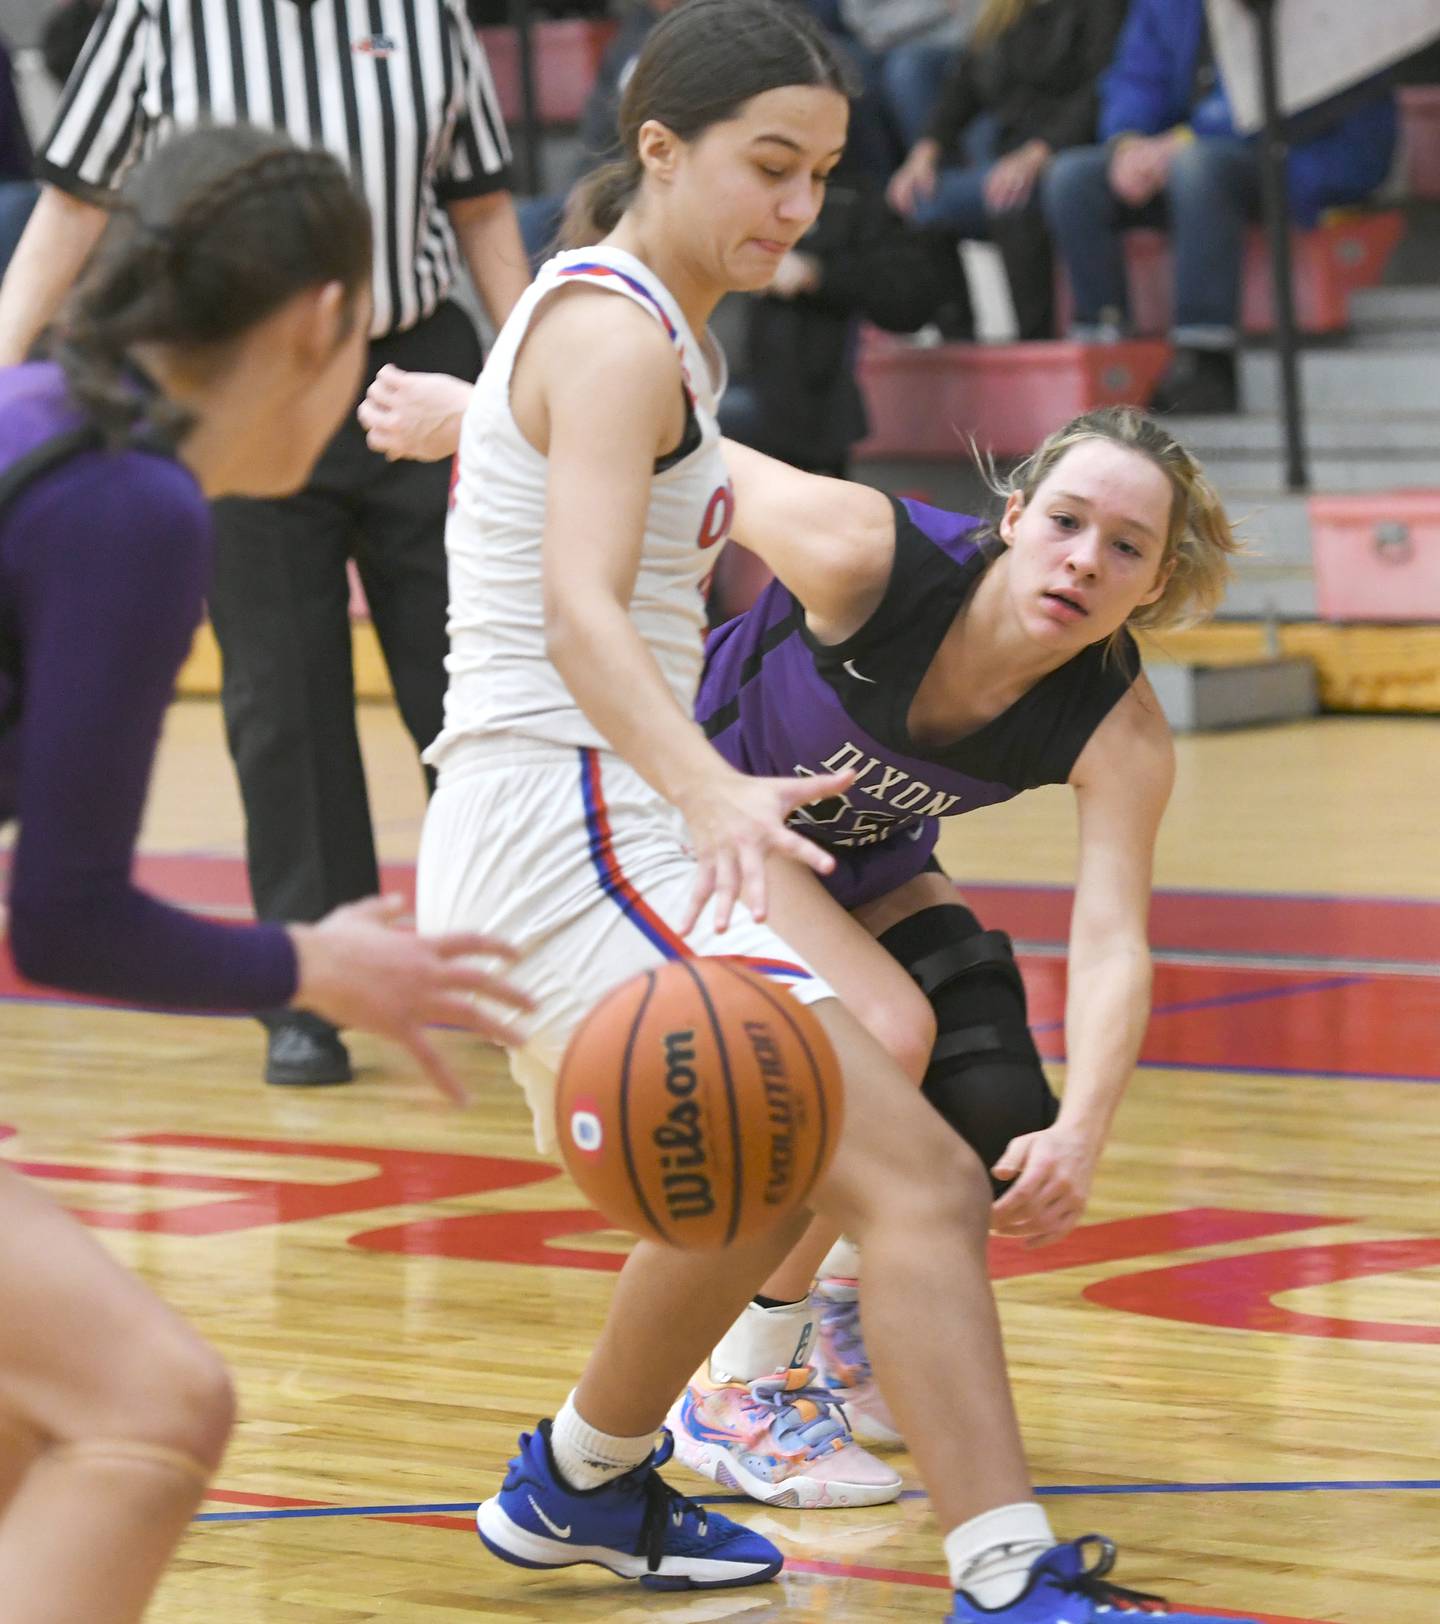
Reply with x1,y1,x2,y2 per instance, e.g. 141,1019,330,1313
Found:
667,1365,901,1510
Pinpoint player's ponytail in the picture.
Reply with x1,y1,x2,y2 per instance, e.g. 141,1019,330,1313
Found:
562,0,855,248
562,156,643,248
50,125,371,448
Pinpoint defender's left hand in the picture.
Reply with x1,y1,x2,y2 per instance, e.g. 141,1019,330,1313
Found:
990,1124,1101,1247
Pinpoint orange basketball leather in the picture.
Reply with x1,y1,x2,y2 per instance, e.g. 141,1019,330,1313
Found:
555,958,841,1250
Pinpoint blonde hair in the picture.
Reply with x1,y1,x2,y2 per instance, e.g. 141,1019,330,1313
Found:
973,0,1036,47
985,405,1242,631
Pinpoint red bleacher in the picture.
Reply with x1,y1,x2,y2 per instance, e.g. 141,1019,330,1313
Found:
854,337,1172,460
478,19,618,126
1112,212,1405,337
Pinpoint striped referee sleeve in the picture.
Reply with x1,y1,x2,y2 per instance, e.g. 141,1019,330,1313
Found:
438,7,513,199
35,0,156,199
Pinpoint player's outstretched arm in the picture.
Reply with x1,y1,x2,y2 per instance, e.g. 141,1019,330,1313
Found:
289,897,533,1104
991,678,1175,1245
721,438,896,637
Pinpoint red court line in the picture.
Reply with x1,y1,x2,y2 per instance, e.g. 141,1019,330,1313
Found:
197,1488,1326,1621
1018,957,1439,1080
2,852,1433,964
5,922,1436,1082
962,881,1440,965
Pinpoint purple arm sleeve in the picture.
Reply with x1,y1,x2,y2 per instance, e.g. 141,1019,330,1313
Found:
4,452,298,1010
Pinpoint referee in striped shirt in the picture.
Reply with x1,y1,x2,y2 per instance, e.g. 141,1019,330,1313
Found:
0,0,529,1086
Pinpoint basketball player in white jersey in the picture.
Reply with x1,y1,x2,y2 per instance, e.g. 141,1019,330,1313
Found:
411,3,1262,1618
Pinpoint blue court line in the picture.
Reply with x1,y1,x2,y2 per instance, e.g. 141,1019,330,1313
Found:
193,1478,1440,1525
1032,974,1370,1036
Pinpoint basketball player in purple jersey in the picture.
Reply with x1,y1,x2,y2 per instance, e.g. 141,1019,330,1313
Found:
0,128,529,1624
678,408,1240,1458
372,0,1261,1614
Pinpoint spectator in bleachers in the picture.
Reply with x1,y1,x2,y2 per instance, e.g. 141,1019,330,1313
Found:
1044,0,1400,414
809,0,980,183
886,0,1130,342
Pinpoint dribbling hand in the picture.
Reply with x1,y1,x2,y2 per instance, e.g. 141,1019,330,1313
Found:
289,895,535,1104
676,766,856,936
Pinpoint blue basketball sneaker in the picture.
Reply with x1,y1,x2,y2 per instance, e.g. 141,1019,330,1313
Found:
475,1419,783,1590
947,1536,1262,1621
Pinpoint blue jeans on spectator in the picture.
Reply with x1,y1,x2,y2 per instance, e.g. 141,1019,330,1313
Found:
0,179,37,280
1043,137,1262,346
880,41,956,151
907,161,994,238
903,123,1055,339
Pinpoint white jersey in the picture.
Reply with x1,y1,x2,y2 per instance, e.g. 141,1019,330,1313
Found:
425,245,733,766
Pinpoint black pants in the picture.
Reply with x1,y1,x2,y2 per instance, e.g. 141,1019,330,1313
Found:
209,300,483,925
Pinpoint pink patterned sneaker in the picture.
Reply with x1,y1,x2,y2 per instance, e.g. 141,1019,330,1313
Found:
666,1366,902,1509
812,1277,905,1448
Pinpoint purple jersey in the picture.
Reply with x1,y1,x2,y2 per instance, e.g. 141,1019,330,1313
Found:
0,362,296,1010
697,496,1138,910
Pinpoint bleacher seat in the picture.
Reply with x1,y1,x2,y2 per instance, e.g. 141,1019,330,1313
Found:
854,336,1172,460
1103,212,1405,338
1400,86,1440,201
1309,491,1440,622
478,19,618,126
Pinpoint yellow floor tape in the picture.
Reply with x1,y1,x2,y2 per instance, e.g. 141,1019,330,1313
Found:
177,619,1440,714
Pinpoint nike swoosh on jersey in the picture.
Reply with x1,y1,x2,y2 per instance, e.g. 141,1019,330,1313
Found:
842,658,877,684
527,1494,572,1539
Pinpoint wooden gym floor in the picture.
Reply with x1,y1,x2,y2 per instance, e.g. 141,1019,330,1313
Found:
1,700,1437,1623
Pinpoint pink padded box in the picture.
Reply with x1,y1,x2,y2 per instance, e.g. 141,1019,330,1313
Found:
855,337,1172,460
478,19,617,126
1088,212,1406,337
1309,491,1440,622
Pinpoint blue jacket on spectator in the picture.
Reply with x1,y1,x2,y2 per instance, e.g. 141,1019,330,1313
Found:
1099,0,1398,227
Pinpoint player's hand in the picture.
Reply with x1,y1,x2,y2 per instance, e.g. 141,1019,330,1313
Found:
358,364,473,462
767,250,821,300
289,896,534,1104
1108,134,1176,209
990,1123,1101,1248
675,766,857,936
887,140,941,217
983,140,1051,213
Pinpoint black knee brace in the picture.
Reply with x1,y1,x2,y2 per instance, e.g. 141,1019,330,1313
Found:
878,905,1058,1197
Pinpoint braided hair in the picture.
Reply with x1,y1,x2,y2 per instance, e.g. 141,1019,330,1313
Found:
50,124,372,447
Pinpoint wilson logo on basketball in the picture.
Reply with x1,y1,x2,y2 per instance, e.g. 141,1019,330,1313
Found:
554,958,841,1251
744,1021,797,1206
653,1029,716,1223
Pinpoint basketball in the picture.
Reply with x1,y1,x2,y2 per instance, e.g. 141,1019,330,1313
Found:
554,958,842,1250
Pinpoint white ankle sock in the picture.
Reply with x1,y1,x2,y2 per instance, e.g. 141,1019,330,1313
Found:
817,1235,861,1282
944,1502,1055,1606
549,1392,657,1491
710,1298,814,1383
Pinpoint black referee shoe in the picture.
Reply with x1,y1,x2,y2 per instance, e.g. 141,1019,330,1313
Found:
263,1012,353,1087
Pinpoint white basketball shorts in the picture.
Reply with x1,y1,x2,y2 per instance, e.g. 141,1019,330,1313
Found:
417,741,835,1154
